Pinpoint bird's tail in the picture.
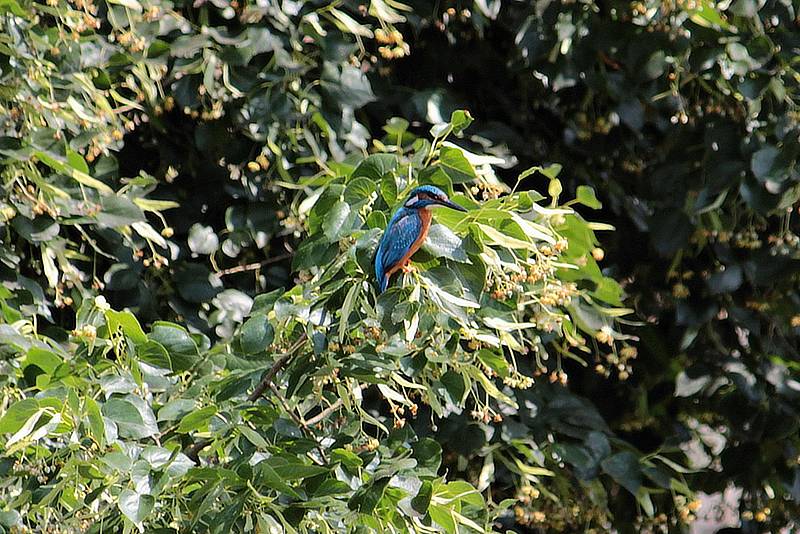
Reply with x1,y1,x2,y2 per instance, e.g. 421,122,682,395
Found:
379,274,390,293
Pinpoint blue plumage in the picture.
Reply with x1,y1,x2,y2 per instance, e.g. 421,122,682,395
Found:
375,209,422,292
374,185,467,293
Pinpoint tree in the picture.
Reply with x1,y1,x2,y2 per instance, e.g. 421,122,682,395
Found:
1,0,797,532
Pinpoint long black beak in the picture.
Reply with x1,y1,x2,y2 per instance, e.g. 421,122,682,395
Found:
437,198,468,212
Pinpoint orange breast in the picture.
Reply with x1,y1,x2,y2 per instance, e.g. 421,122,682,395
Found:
385,209,431,278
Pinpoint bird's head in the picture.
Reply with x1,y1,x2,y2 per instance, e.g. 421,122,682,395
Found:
403,185,468,212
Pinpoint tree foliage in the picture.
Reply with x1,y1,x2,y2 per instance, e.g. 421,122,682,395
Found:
1,0,798,532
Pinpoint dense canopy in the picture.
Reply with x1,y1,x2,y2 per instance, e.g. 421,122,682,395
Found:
0,0,798,532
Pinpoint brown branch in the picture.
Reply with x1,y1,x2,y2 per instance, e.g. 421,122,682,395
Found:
184,437,211,464
247,335,306,402
304,398,345,427
184,335,307,464
598,51,622,71
215,253,293,278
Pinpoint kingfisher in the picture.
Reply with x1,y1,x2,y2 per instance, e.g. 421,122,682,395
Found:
375,185,468,293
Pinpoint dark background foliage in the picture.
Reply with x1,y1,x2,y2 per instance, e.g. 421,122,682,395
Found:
383,0,800,528
164,0,800,525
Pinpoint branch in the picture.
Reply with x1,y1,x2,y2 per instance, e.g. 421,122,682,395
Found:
247,335,306,402
215,253,293,278
304,398,344,427
304,384,368,427
184,335,307,463
269,382,329,463
184,437,211,464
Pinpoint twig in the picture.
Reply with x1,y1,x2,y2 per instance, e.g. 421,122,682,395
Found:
215,253,293,277
598,50,622,70
183,437,211,464
304,398,344,427
184,335,307,463
269,382,328,463
247,335,306,402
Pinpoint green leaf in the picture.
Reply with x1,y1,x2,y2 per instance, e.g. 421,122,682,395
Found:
418,166,454,195
251,288,284,314
149,322,198,372
94,195,145,227
106,310,147,344
177,406,217,433
0,399,40,434
102,395,158,439
314,479,352,497
118,489,154,529
517,163,563,180
636,487,655,517
476,349,510,378
174,263,221,304
423,224,468,262
540,164,562,178
411,480,433,515
265,458,329,480
85,398,105,446
254,462,302,499
331,448,364,469
687,0,734,30
348,477,391,513
323,200,353,241
240,314,274,354
449,110,474,134
383,117,409,137
0,0,26,16
108,0,142,10
0,510,21,529
412,438,442,473
66,150,89,174
750,145,780,182
239,425,269,448
366,210,387,230
137,341,172,370
438,146,477,184
339,282,360,342
352,154,398,182
440,370,466,404
22,347,62,375
344,177,376,203
380,174,398,204
601,452,642,495
157,400,197,422
429,503,457,533
576,185,602,209
464,365,518,407
11,217,60,243
33,150,114,194
707,264,743,294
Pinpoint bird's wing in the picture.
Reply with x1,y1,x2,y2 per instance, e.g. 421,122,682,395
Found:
375,210,421,284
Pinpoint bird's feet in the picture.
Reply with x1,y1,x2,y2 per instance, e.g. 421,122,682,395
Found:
401,263,416,274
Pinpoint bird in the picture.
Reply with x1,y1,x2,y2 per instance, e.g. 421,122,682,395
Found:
375,185,467,293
